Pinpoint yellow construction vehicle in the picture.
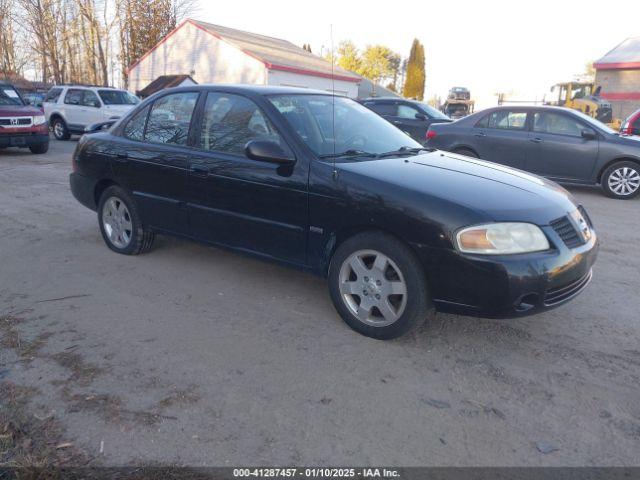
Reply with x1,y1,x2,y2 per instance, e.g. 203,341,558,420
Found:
544,82,621,129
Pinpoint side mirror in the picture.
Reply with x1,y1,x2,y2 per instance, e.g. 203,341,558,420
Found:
84,120,116,133
245,140,295,165
581,128,597,140
91,100,101,108
415,113,427,121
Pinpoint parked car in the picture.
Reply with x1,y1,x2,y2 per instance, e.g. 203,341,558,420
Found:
360,97,451,144
0,81,49,154
621,108,640,137
22,92,46,111
426,106,640,199
70,86,597,340
44,85,139,140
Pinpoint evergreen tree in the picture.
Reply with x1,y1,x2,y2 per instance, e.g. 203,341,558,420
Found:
403,39,425,100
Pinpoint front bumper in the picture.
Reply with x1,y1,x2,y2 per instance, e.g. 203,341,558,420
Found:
413,227,599,319
0,132,49,148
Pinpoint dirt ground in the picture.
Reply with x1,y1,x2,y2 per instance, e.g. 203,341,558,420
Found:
0,139,639,466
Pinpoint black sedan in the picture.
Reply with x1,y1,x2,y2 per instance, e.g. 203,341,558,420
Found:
425,105,640,199
70,86,597,339
360,97,451,144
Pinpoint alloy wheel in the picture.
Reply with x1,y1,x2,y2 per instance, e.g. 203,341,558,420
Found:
608,166,640,196
53,121,65,139
338,249,408,327
102,196,133,248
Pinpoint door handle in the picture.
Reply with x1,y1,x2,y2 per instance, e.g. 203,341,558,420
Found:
474,132,486,138
114,153,128,163
190,164,210,178
529,137,543,143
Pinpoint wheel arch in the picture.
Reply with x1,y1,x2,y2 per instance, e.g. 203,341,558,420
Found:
597,157,640,183
48,112,66,124
451,145,480,157
321,225,420,277
94,179,119,207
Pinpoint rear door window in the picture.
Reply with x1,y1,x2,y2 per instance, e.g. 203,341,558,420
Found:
487,110,528,130
365,102,397,116
64,89,84,105
144,92,199,146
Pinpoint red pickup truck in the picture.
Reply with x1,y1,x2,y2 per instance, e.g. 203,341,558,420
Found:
0,81,49,154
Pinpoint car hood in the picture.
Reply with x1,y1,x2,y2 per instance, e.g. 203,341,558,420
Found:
0,105,42,116
336,150,579,225
615,133,640,146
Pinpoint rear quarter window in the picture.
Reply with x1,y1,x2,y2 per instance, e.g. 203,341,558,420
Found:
45,88,63,103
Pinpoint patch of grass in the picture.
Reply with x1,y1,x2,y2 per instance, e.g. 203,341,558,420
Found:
0,381,89,467
64,390,175,428
0,314,52,359
50,352,103,386
157,386,201,409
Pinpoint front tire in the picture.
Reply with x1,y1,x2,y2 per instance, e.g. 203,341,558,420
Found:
328,231,431,340
52,118,70,140
601,161,640,199
29,143,49,154
97,186,155,255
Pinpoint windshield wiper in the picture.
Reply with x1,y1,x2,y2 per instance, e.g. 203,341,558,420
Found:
319,149,377,159
376,146,433,158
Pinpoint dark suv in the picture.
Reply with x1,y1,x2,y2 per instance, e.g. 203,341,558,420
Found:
0,82,49,154
360,97,451,143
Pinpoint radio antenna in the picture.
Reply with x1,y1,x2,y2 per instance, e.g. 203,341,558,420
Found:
330,24,337,179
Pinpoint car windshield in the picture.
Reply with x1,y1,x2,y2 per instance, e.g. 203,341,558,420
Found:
419,102,449,120
268,94,422,157
570,109,616,134
0,86,24,106
98,90,139,105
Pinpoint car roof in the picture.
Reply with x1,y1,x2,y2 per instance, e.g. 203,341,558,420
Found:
361,97,418,103
158,84,338,97
477,105,584,114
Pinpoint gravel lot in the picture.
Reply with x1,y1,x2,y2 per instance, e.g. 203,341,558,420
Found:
1,139,639,466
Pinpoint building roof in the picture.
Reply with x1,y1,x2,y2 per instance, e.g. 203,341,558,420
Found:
0,71,33,91
137,74,196,97
357,78,400,99
127,19,361,84
594,37,640,70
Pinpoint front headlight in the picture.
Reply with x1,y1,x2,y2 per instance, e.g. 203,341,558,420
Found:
456,223,550,255
33,115,46,126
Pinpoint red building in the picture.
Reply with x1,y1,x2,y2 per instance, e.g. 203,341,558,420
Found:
594,37,640,120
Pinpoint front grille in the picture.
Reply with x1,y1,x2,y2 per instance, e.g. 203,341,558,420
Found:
0,117,33,127
550,215,584,249
544,269,593,306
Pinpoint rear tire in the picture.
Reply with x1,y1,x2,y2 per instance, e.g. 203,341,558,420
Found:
52,118,70,140
97,185,155,255
453,147,479,158
328,231,431,340
601,161,640,199
29,143,49,154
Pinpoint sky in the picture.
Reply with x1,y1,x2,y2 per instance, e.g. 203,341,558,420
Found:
195,0,640,108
